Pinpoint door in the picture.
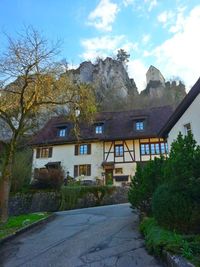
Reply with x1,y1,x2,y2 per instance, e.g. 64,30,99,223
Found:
105,169,113,185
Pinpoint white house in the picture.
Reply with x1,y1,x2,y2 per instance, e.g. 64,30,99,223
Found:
30,106,173,186
160,78,200,148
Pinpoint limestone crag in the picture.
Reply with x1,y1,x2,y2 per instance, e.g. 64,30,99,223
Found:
68,57,138,102
67,59,186,110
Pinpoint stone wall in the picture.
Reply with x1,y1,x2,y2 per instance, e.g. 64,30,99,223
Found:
9,187,129,216
9,192,61,216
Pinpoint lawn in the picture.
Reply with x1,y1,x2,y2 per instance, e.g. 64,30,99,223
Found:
0,212,50,240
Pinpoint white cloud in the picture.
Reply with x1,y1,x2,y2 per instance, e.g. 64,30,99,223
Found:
157,10,175,25
123,0,157,11
142,34,151,44
81,35,137,61
127,59,147,92
152,5,200,90
169,7,186,33
121,41,138,53
87,0,119,32
123,0,135,7
145,0,158,12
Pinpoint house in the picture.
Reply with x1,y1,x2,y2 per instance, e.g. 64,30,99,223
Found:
30,106,173,186
160,78,200,148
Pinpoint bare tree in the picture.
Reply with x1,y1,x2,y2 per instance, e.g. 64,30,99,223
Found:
0,27,96,223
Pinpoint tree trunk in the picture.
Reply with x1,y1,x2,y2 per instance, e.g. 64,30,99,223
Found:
0,142,15,223
0,178,11,223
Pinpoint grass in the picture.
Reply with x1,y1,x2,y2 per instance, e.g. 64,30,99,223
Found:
0,212,50,240
140,217,200,267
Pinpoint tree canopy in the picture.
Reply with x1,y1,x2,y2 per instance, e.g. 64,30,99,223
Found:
0,27,96,223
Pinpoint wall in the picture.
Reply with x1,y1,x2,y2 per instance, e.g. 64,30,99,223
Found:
32,137,166,186
9,187,129,216
168,93,200,148
32,142,104,181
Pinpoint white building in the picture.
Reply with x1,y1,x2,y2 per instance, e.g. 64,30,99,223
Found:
31,106,173,186
160,78,200,148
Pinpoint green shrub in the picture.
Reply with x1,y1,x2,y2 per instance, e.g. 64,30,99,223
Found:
128,157,165,214
165,133,200,187
140,217,200,267
32,168,64,190
60,186,82,210
11,148,32,193
60,185,115,210
140,217,184,256
152,184,200,234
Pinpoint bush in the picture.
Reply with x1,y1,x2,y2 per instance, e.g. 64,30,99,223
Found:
60,185,115,210
152,183,200,234
140,217,200,266
11,148,32,193
128,157,165,214
165,133,200,187
32,168,64,190
140,217,184,256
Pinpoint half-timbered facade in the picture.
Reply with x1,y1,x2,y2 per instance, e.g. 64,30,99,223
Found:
31,106,173,186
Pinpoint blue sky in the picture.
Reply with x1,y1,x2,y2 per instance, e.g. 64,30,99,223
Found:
0,0,200,91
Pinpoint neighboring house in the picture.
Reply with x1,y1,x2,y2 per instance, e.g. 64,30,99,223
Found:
30,106,173,186
160,78,200,148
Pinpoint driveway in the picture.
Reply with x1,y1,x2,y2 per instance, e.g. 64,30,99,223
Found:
0,204,163,267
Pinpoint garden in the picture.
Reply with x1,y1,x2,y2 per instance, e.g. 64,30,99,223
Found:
128,133,200,266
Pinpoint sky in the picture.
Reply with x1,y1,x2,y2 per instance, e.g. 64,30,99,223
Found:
0,0,200,92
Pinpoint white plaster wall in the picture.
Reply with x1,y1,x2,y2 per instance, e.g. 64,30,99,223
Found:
168,93,200,149
113,162,137,186
32,142,104,181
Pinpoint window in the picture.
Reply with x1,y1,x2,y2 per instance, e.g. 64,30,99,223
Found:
74,144,91,155
80,144,88,155
160,142,168,154
115,168,123,174
95,124,103,134
150,143,160,155
135,121,144,131
36,147,53,158
114,175,129,182
184,123,192,136
58,127,67,137
141,142,168,156
74,164,91,177
140,144,150,155
115,145,124,157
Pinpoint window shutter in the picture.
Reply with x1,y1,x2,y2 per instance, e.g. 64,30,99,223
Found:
36,148,40,158
74,165,78,177
87,144,91,154
87,165,91,176
48,147,53,158
75,145,79,155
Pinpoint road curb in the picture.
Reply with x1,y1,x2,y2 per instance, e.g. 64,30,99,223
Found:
0,213,56,246
163,251,195,267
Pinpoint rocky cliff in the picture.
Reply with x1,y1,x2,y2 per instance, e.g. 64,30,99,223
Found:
66,58,186,111
67,58,138,109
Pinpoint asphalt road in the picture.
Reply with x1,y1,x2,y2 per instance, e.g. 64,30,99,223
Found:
0,203,163,267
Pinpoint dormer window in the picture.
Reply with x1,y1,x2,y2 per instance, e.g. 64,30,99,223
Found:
58,127,67,137
95,124,103,134
135,121,144,131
